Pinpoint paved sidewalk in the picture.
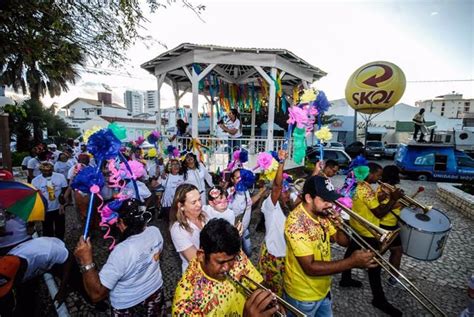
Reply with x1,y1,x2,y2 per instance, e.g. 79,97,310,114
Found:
36,177,472,316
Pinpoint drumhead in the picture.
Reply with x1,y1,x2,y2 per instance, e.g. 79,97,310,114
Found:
400,207,451,233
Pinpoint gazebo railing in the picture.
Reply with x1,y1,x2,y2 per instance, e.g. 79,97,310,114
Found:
173,135,298,172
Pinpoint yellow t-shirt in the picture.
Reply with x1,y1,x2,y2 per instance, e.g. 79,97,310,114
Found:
283,203,336,301
377,187,401,227
351,181,380,238
172,251,263,316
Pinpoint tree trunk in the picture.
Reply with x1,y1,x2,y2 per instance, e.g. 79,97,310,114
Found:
30,87,43,145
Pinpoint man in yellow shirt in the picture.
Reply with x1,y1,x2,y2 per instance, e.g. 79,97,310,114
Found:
283,175,377,317
340,163,403,317
173,218,279,316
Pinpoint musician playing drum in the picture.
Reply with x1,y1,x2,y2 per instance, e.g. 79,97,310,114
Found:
378,165,404,286
173,218,279,316
282,175,377,317
340,163,404,317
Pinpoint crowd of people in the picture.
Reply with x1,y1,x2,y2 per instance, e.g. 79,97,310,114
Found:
0,122,451,317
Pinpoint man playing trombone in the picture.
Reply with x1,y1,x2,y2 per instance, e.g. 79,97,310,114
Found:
282,175,378,317
340,163,404,316
173,218,280,316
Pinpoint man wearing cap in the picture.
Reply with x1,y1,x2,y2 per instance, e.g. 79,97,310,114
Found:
0,237,72,316
282,175,377,316
47,144,62,163
32,162,68,240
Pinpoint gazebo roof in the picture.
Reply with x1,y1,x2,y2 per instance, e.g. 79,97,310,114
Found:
141,43,326,90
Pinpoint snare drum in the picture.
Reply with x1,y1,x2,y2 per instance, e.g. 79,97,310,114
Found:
399,207,451,261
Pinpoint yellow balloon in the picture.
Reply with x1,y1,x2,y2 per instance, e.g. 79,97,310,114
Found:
345,61,406,114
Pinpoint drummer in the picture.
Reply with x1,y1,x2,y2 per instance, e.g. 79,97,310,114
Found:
379,165,404,286
339,162,404,317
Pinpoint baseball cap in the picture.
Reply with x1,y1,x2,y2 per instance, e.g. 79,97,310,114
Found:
302,176,342,202
0,169,14,180
0,256,21,298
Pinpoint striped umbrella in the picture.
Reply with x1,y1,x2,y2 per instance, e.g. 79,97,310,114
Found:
0,181,47,221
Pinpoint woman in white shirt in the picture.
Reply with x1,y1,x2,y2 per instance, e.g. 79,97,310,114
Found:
54,153,72,178
218,108,242,157
181,153,213,205
169,184,207,273
158,159,184,221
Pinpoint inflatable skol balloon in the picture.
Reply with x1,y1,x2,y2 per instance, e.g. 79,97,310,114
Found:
345,61,406,114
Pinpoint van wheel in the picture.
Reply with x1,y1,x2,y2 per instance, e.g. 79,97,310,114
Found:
417,174,430,181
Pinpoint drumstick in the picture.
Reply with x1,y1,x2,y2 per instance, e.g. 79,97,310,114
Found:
411,186,424,199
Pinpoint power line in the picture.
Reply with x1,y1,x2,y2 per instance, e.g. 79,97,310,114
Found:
407,79,474,83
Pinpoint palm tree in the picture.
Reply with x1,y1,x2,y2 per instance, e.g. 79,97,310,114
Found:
0,1,84,143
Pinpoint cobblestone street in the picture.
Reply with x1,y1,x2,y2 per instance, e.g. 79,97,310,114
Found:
36,176,473,316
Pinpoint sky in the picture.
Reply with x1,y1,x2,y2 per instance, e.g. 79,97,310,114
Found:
37,0,474,109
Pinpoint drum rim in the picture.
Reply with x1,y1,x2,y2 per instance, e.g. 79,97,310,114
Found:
399,208,452,234
401,249,444,261
399,218,452,234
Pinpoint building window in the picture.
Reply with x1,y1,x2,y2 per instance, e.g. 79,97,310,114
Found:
441,111,444,116
97,109,102,115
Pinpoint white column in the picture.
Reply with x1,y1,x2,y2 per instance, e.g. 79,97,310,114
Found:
267,68,277,151
191,68,199,138
156,73,166,132
254,66,277,152
250,106,256,153
186,64,217,138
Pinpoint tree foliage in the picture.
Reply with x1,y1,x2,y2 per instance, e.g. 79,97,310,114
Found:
3,99,78,151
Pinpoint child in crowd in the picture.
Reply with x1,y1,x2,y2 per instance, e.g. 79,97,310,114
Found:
203,186,235,225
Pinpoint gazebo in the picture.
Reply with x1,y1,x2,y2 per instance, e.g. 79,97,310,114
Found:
141,43,326,167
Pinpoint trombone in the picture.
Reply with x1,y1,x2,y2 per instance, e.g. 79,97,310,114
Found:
326,207,447,317
225,273,306,317
332,200,400,253
377,181,432,213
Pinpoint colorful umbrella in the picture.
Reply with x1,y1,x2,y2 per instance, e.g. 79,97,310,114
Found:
0,181,47,221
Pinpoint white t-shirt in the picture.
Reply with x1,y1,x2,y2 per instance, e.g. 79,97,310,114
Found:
99,226,164,309
225,118,242,138
122,180,151,203
146,159,157,178
8,237,69,282
0,217,30,248
170,220,205,273
261,196,287,257
54,161,72,178
32,173,68,211
21,155,32,168
227,189,252,231
159,174,184,207
202,205,235,225
183,163,213,205
27,157,42,177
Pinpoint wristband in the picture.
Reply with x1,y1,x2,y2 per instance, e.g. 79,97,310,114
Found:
79,262,96,273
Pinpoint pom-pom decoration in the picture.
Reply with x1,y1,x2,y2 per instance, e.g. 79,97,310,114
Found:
83,126,102,143
256,152,274,170
71,166,105,194
350,155,369,169
312,90,331,113
147,130,160,144
108,122,127,140
315,126,333,143
119,160,145,180
239,150,248,163
353,166,370,181
87,129,121,163
98,199,124,250
135,136,145,146
148,148,157,158
235,169,256,192
300,89,317,104
261,159,279,182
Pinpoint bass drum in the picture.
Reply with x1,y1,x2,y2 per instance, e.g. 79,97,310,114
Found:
399,207,451,261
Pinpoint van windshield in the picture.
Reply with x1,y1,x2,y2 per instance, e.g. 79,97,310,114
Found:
367,141,383,147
